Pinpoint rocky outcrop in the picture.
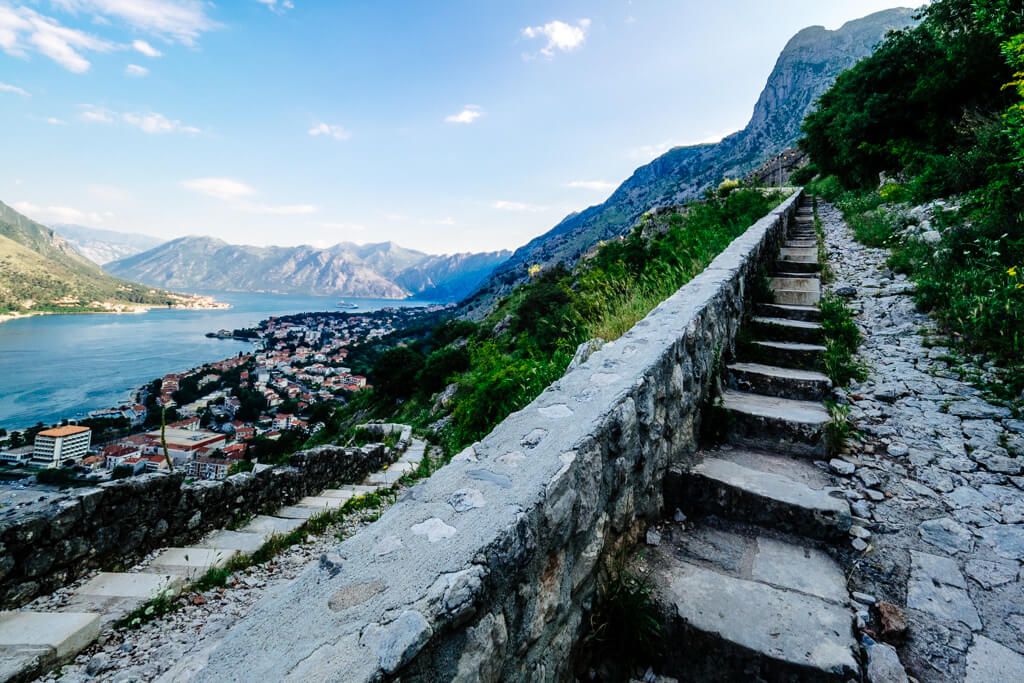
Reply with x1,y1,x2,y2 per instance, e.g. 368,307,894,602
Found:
460,8,916,318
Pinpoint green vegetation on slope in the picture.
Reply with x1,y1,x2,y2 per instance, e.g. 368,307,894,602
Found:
799,0,1024,400
314,187,787,454
0,201,179,314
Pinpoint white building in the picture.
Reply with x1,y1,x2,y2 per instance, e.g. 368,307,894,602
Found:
31,425,92,468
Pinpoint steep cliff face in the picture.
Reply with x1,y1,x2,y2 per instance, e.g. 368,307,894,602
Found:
51,224,164,265
460,7,917,317
107,237,511,301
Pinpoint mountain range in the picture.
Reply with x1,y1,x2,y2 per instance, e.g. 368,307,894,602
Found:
0,201,182,314
459,7,917,317
106,237,511,302
53,224,164,265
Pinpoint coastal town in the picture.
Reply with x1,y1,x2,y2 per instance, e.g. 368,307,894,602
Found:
0,305,450,493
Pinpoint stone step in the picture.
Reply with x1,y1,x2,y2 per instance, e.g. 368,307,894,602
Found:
778,247,817,263
665,449,851,540
784,240,817,249
773,259,820,274
726,362,832,401
273,505,318,520
141,547,240,580
756,302,821,322
770,276,820,293
61,573,183,626
239,515,305,537
749,316,824,345
745,340,825,371
773,288,821,306
0,611,101,682
296,495,348,509
647,527,857,682
194,529,268,554
319,488,356,501
720,389,831,458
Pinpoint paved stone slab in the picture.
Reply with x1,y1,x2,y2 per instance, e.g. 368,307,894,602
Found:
239,514,305,536
658,562,858,679
752,536,848,602
727,362,831,401
722,390,830,424
966,635,1024,682
296,496,347,509
907,550,981,631
682,454,850,540
194,529,267,554
142,547,240,580
62,572,182,625
273,505,317,519
0,611,100,661
319,489,356,501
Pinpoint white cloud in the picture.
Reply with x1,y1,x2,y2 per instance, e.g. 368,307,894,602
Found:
314,221,366,232
0,81,29,96
181,177,256,201
243,204,316,215
493,200,546,212
79,106,200,133
445,105,481,124
256,0,294,14
568,180,614,192
522,18,590,57
132,39,161,57
78,104,115,123
0,5,114,72
125,63,148,77
12,201,106,225
45,116,68,125
52,0,220,46
182,177,315,215
308,122,350,140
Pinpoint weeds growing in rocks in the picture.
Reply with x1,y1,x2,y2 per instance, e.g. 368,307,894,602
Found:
820,292,868,387
824,401,856,455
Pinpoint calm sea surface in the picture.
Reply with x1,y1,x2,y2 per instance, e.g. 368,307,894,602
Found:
0,292,434,431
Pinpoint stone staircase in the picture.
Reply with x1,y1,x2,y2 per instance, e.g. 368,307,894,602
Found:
649,197,862,681
0,437,427,682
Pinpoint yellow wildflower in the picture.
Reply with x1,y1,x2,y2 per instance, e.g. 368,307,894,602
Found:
1009,266,1019,276
528,264,541,278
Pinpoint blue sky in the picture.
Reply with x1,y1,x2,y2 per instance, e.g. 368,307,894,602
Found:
0,1,911,255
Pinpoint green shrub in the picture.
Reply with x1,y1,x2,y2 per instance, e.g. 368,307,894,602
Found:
416,345,471,396
820,293,868,387
371,346,425,400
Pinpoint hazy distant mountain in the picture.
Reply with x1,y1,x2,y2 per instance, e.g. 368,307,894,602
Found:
0,201,180,313
52,224,165,265
107,237,511,301
460,7,917,317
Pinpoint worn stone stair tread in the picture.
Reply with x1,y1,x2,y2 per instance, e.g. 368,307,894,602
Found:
756,303,822,322
272,505,318,520
753,340,826,353
679,451,851,539
769,276,821,292
726,362,832,401
651,559,857,681
0,611,101,665
296,495,348,509
773,289,822,306
194,529,268,554
239,515,305,536
60,573,183,624
142,547,240,579
319,489,356,501
722,389,829,423
751,316,822,332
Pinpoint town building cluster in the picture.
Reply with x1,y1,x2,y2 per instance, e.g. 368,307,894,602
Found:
0,306,445,483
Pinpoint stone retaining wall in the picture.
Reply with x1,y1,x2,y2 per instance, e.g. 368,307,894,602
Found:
0,444,391,608
181,190,803,682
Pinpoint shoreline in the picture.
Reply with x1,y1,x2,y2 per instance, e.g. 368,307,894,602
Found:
0,299,231,325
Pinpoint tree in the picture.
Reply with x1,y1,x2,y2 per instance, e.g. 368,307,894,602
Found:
372,346,425,400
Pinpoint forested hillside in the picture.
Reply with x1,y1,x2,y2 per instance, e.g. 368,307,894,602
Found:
799,0,1024,398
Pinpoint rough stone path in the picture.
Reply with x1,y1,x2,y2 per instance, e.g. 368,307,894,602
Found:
643,196,864,681
1,432,426,683
818,201,1024,682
